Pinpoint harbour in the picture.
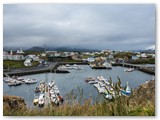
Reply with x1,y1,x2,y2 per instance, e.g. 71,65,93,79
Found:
3,65,154,107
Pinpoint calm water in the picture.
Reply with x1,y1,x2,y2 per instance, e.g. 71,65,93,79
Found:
3,65,153,107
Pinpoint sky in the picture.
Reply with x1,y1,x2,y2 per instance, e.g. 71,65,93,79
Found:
3,4,155,50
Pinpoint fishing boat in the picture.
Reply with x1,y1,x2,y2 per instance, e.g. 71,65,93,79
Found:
8,80,21,86
38,93,45,107
3,77,12,83
33,95,39,106
105,94,113,100
120,82,132,96
26,79,37,84
34,87,40,93
72,64,81,70
103,62,112,69
84,77,95,82
88,80,98,84
124,68,134,72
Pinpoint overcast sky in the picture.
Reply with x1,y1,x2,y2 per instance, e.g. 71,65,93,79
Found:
3,4,155,50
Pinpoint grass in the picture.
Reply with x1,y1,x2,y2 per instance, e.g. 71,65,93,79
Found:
3,96,155,116
3,60,39,69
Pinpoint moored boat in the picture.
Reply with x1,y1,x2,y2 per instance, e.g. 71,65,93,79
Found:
33,95,39,106
34,87,40,93
38,93,45,107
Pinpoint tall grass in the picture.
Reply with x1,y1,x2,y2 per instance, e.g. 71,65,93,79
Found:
3,92,155,116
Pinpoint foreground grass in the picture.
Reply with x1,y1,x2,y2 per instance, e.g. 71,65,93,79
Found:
3,96,155,116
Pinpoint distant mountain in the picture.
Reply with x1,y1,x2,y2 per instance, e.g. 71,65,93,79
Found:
25,46,100,52
132,49,155,54
25,46,45,52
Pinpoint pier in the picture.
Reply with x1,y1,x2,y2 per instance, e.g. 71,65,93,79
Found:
119,63,155,75
3,62,88,76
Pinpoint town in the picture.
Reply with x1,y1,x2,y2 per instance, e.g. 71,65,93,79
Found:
3,48,155,71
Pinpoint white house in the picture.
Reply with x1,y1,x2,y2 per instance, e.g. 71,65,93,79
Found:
87,57,95,62
16,48,24,54
141,53,147,58
24,59,32,66
3,50,24,60
132,55,139,60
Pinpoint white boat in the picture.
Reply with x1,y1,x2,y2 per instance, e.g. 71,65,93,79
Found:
72,64,81,70
93,83,100,88
8,80,21,86
57,66,70,72
120,82,132,96
26,79,37,84
88,80,98,84
54,89,60,94
3,77,12,83
103,62,112,69
105,94,113,100
38,94,45,107
124,68,134,72
33,96,39,105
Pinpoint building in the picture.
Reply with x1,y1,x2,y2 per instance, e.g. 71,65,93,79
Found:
87,57,95,62
16,48,24,54
24,59,32,66
3,50,24,60
131,55,139,60
141,53,147,58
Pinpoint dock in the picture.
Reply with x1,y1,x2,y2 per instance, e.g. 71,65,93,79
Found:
3,62,88,76
114,63,155,75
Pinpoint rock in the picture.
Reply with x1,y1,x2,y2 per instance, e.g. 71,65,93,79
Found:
3,95,26,110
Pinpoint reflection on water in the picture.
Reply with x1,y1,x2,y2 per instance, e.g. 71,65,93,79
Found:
3,65,153,107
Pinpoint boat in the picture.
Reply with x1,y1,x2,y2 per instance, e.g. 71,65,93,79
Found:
26,79,37,84
72,64,81,70
84,77,96,82
105,94,113,100
33,95,39,106
8,80,21,86
120,82,132,96
34,87,40,93
38,93,45,107
124,68,134,72
3,77,12,83
88,80,98,84
56,66,70,73
103,62,112,69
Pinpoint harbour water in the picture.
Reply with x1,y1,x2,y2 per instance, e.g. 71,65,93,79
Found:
3,65,153,107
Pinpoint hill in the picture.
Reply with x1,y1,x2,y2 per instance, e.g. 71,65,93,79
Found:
25,46,100,52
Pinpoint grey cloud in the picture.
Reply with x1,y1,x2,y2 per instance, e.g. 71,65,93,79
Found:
3,4,155,50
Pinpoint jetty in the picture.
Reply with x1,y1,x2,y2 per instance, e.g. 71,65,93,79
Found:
113,63,155,75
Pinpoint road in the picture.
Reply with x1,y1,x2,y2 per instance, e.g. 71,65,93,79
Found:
4,62,57,75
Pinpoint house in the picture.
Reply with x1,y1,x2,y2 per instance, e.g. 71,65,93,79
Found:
116,58,124,63
108,54,114,59
16,48,24,54
87,57,95,62
41,53,46,57
141,53,147,58
131,55,139,60
24,59,32,66
3,50,24,60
